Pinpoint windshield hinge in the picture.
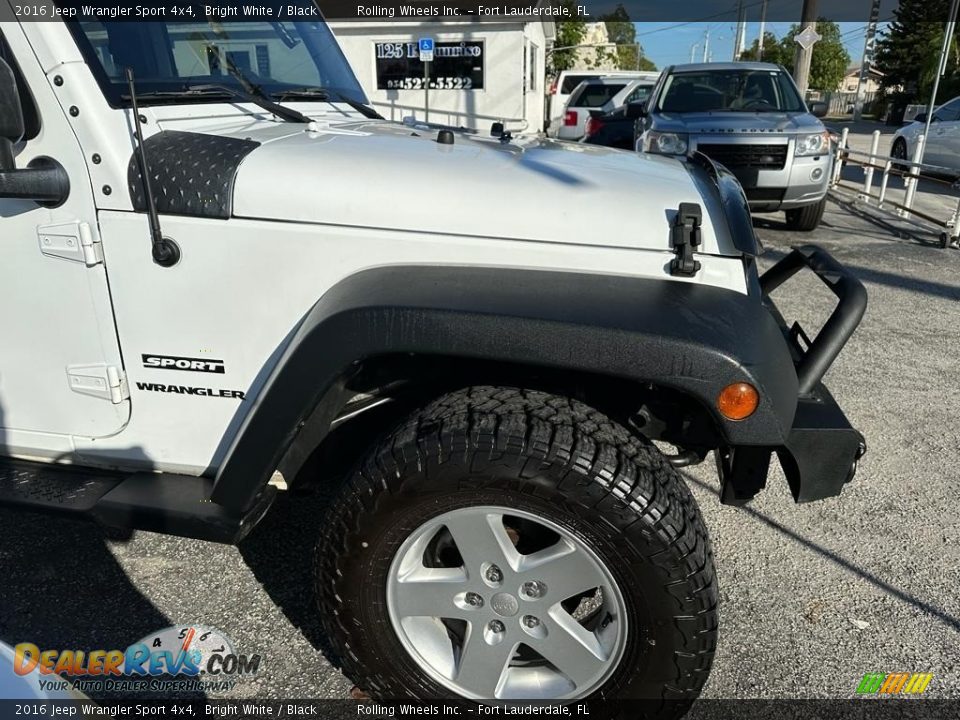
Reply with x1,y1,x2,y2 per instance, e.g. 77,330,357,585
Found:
66,364,129,404
38,222,102,267
669,203,702,277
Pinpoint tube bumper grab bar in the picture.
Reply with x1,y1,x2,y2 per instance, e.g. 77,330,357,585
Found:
760,245,867,396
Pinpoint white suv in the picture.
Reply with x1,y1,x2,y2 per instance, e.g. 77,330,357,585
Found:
556,77,655,141
546,69,658,136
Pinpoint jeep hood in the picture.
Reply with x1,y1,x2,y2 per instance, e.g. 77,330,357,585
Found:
653,111,824,135
225,121,737,256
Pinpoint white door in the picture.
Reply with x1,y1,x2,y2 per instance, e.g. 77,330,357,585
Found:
935,98,960,173
924,99,960,168
0,27,128,458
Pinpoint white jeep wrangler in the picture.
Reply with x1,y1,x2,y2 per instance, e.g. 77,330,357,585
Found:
0,6,866,713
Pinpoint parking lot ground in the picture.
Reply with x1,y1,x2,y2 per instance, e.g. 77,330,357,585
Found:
1,194,958,703
828,119,960,244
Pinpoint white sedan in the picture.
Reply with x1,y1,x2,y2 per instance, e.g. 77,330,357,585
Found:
891,96,960,175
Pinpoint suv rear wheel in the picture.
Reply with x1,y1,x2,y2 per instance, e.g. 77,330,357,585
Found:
316,386,717,711
785,197,827,231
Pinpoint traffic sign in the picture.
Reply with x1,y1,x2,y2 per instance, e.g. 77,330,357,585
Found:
795,26,822,50
419,37,434,62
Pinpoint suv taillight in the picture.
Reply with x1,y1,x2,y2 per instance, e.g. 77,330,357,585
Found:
585,116,604,136
549,79,557,95
564,110,578,127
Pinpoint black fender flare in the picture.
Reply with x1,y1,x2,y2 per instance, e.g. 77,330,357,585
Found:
211,265,799,513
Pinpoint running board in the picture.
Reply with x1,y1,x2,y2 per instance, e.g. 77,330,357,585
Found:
0,458,274,543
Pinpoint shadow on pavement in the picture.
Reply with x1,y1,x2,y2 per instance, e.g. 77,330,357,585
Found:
0,509,202,700
760,235,960,302
238,490,342,670
682,473,960,635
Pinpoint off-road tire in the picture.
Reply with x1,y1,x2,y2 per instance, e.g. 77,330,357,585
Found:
785,197,827,231
315,386,717,714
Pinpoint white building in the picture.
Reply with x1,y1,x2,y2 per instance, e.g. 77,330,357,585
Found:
330,21,554,134
570,22,619,71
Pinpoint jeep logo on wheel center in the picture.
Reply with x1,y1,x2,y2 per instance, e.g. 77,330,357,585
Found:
490,593,519,617
143,354,225,374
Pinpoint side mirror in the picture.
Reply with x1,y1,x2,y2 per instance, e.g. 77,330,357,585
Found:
0,57,69,207
914,112,928,123
0,57,25,171
810,102,828,118
626,101,647,119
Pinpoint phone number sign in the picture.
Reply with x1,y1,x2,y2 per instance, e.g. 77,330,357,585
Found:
374,41,484,90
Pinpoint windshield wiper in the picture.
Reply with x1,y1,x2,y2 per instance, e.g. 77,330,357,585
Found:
219,53,311,123
121,87,234,100
122,83,311,124
273,87,383,120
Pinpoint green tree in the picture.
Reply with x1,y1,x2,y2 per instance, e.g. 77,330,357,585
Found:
740,31,792,66
779,20,851,92
549,1,587,73
599,5,656,70
874,0,957,98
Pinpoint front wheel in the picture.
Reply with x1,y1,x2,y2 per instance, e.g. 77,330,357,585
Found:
316,387,717,711
784,197,827,231
891,138,909,173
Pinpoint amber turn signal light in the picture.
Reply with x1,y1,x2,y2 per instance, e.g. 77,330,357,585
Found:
717,382,759,421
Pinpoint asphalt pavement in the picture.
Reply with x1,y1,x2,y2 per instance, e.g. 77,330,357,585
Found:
1,165,958,702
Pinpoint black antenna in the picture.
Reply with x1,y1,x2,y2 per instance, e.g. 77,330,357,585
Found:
125,67,180,267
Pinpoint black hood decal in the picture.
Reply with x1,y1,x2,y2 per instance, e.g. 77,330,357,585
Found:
128,130,260,220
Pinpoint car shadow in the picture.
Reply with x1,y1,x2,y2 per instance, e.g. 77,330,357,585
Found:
682,472,960,635
0,508,205,700
237,489,343,670
0,430,205,701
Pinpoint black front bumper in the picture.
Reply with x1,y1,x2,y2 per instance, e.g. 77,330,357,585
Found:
719,245,867,504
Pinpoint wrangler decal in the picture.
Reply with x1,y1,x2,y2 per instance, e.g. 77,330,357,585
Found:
135,382,244,400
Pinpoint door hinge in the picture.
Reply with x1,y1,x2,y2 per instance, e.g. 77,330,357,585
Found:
39,221,103,267
669,203,702,277
66,364,129,404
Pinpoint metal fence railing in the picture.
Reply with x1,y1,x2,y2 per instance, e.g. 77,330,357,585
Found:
829,127,960,249
808,91,879,117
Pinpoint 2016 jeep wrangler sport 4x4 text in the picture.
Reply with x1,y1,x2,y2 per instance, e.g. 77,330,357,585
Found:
0,6,866,714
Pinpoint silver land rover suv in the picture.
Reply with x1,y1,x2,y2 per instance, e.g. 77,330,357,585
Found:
638,62,832,231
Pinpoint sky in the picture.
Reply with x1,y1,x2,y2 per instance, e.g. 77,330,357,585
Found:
637,21,884,69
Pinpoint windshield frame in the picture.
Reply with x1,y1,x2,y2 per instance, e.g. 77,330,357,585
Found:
656,67,807,114
63,5,366,109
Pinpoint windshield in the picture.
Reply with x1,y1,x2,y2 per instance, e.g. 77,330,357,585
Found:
658,69,805,113
64,3,365,107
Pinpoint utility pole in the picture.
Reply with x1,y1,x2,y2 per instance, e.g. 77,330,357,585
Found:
853,0,881,121
690,43,700,63
757,0,768,60
733,0,745,60
793,0,818,95
702,28,711,63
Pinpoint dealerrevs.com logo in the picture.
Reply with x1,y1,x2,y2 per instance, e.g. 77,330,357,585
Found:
12,626,260,694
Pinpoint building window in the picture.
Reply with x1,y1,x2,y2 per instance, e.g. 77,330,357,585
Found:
528,43,538,93
256,44,271,76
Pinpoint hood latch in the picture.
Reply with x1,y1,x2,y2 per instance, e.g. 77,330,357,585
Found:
669,202,702,277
